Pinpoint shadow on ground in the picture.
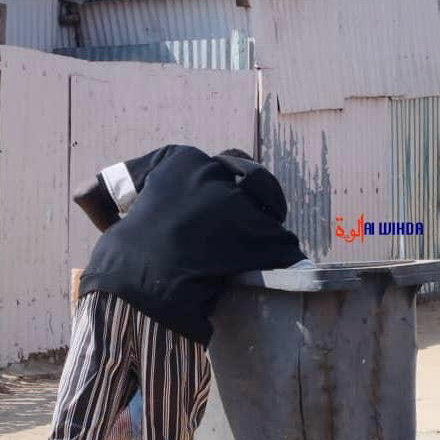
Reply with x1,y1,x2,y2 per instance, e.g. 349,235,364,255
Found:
0,377,58,435
0,301,438,439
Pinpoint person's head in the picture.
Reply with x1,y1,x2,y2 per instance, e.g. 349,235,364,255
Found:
219,148,255,161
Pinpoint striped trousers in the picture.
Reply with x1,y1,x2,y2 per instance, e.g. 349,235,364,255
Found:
49,291,211,440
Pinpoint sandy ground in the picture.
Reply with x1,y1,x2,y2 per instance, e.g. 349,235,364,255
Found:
416,299,440,439
0,377,57,439
0,300,439,440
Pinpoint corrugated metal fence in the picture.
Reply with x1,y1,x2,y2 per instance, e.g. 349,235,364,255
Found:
74,0,250,46
391,97,440,295
262,0,440,114
54,33,255,69
260,71,393,264
1,0,75,51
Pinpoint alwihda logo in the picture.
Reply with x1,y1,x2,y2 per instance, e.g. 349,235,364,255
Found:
336,214,424,244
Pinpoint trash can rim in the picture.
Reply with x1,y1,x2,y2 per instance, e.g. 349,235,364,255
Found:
235,259,440,292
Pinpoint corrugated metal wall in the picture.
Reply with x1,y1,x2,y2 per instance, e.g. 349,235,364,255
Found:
260,72,393,262
261,83,440,271
261,0,345,113
77,0,250,46
391,97,440,261
2,0,440,364
5,0,440,114
340,0,440,100
2,0,74,51
264,0,440,114
0,0,250,55
54,34,255,69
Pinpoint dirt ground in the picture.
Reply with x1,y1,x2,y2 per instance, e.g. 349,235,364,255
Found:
416,299,440,439
0,359,62,439
0,377,57,439
0,300,439,440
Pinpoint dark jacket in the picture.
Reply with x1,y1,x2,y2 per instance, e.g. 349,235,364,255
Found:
79,145,306,347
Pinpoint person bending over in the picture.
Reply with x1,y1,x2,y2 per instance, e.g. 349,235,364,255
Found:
50,145,312,440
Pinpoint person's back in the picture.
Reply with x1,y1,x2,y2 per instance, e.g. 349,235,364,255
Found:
79,144,306,346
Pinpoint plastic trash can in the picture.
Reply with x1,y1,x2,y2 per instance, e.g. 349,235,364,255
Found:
195,260,440,440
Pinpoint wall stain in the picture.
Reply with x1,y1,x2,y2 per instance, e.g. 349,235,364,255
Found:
261,94,332,261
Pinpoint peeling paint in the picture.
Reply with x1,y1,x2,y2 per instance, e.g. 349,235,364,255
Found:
261,93,332,261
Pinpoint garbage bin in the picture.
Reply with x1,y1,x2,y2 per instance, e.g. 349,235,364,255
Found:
195,260,440,440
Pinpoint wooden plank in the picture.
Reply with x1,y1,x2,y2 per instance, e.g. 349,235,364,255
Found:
70,268,83,316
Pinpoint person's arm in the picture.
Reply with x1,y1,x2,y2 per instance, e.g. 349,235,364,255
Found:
73,177,120,233
73,145,181,232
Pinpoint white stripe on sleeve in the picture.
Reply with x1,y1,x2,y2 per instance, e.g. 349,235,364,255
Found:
101,162,137,213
